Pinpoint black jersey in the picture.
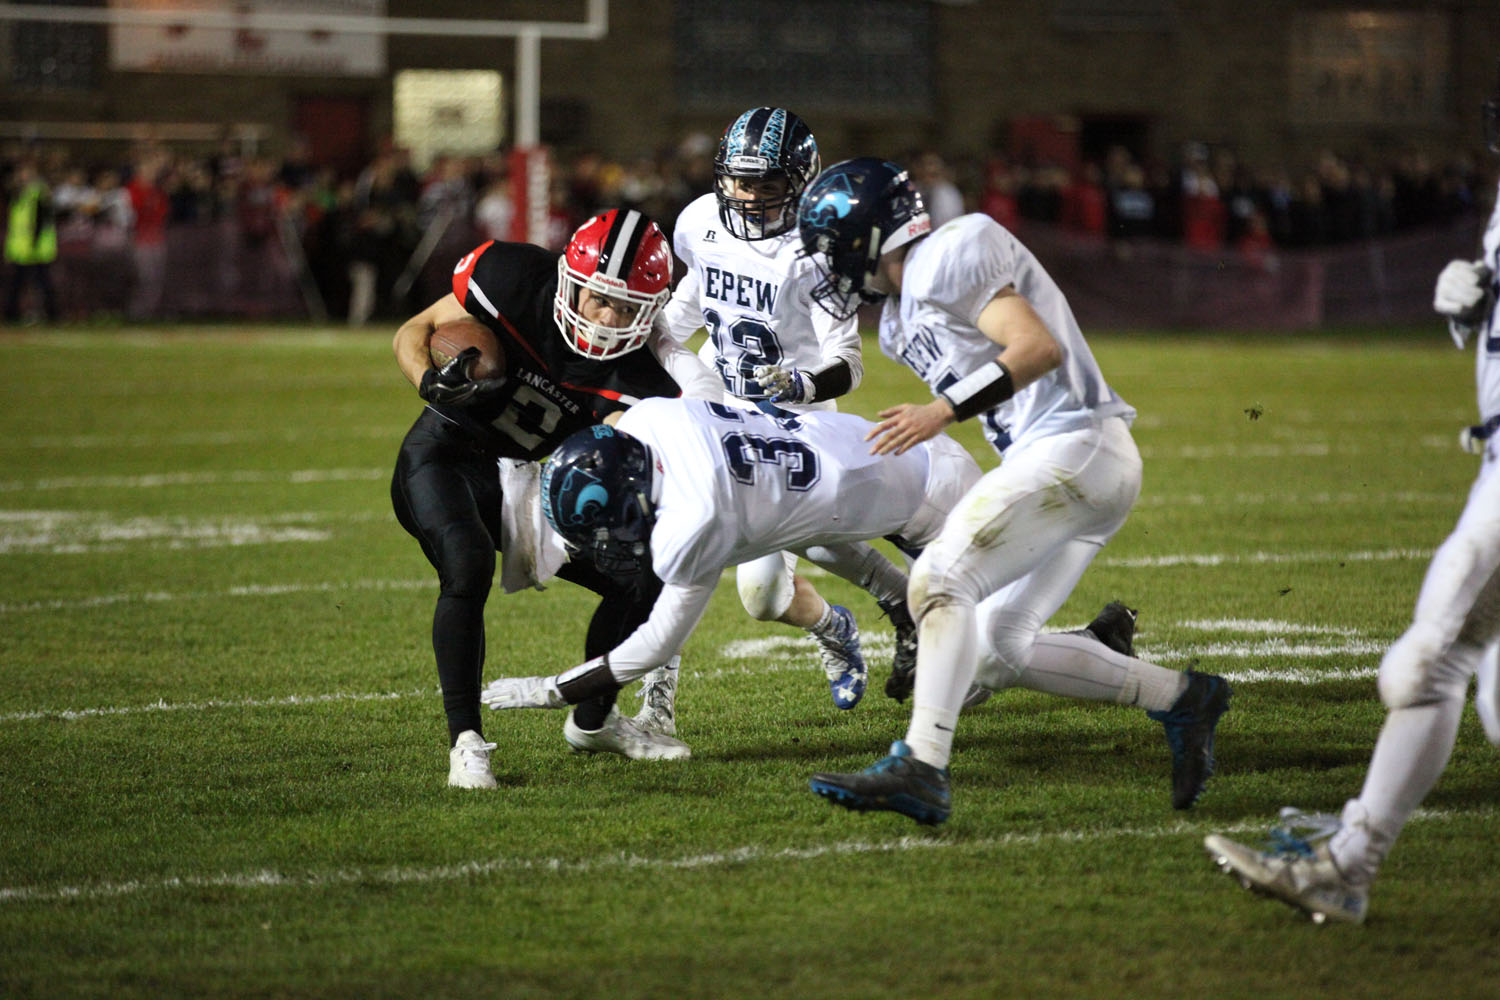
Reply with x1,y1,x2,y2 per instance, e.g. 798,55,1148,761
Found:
432,240,682,461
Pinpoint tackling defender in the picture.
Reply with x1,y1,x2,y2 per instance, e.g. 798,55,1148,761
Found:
652,107,918,726
797,159,1232,824
390,208,720,787
1204,73,1500,924
477,397,982,726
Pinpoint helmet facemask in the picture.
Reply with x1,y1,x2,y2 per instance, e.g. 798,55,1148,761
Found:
542,428,658,581
554,209,672,361
797,158,932,321
555,258,665,360
713,107,821,242
806,226,885,321
717,161,798,240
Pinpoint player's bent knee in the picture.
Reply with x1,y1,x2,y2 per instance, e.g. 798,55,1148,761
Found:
434,528,495,599
1377,626,1469,709
737,573,793,621
738,582,792,621
736,554,795,621
909,553,973,622
980,608,1040,681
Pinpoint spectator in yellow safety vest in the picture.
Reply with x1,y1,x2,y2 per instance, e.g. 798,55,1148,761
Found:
4,160,59,324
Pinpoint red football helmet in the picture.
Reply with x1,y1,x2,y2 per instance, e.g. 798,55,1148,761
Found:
554,209,672,360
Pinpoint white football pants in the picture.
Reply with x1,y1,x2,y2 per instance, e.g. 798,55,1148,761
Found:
904,417,1162,768
1333,444,1500,884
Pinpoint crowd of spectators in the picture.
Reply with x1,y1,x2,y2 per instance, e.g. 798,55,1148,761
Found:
955,141,1490,267
1,132,1493,324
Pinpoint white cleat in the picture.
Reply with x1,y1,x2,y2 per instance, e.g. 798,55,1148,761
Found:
633,663,679,737
564,708,691,761
1204,823,1369,926
448,730,498,789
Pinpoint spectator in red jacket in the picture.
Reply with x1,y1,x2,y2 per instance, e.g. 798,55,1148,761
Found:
126,152,170,319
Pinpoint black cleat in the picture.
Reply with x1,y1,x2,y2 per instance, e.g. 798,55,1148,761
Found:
1073,600,1138,656
810,740,952,825
878,597,919,702
1147,670,1231,809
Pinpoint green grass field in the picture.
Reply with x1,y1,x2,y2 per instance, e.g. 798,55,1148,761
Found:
1,325,1497,999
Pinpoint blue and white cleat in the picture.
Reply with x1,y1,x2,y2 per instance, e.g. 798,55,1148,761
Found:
809,740,951,825
1204,809,1369,925
817,604,867,710
1148,669,1231,809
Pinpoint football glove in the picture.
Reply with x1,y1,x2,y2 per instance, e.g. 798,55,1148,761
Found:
480,675,567,710
418,347,506,406
1433,259,1494,347
752,363,814,405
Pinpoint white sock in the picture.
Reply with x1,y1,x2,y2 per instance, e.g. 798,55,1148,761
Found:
905,603,978,769
1021,633,1187,710
806,600,835,637
1332,699,1463,884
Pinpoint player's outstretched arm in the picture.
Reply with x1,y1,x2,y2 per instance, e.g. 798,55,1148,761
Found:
481,675,568,710
866,399,956,456
648,317,724,402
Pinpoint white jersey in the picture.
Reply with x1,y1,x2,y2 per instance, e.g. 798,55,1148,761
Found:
1474,179,1500,423
663,193,862,404
878,213,1134,455
617,397,932,588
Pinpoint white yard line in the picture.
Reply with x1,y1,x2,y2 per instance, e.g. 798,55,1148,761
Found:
1098,548,1431,568
0,808,1482,905
0,689,428,723
0,578,431,615
0,627,1381,725
1134,492,1454,506
0,469,387,492
18,427,401,450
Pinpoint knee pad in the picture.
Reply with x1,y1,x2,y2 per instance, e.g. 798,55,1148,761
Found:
1377,624,1473,709
737,555,795,621
909,548,974,622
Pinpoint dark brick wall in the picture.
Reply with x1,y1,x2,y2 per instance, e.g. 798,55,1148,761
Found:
3,1,1497,171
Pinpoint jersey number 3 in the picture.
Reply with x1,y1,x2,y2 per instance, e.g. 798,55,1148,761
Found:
720,432,820,492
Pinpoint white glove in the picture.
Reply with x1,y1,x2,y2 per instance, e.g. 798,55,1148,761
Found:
752,364,814,405
480,675,567,710
1434,259,1494,347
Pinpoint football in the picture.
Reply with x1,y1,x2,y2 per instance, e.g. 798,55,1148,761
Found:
429,317,505,380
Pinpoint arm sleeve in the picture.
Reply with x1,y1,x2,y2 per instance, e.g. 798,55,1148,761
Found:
660,268,707,343
649,318,725,402
803,281,864,399
557,580,717,686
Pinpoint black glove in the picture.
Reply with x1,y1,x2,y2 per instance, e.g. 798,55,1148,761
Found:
418,348,506,406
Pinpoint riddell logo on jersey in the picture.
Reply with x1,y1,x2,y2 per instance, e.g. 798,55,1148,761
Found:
704,230,717,242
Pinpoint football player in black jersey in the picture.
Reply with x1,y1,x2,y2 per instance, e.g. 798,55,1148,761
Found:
390,208,719,787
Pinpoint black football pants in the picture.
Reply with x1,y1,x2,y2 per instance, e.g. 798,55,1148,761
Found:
391,409,658,744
